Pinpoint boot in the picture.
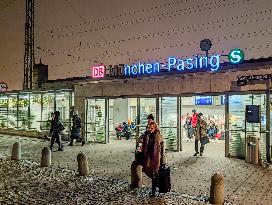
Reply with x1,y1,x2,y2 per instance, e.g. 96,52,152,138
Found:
81,141,85,146
57,144,63,151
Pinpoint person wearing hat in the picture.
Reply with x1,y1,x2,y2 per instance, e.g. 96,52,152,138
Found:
141,114,167,197
194,112,207,156
50,111,65,151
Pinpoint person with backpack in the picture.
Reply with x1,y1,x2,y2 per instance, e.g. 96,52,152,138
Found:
50,111,65,151
141,114,167,197
68,112,85,146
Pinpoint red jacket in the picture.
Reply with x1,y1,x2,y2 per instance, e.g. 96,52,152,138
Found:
191,113,198,128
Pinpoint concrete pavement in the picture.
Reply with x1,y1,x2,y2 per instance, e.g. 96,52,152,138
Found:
0,135,271,205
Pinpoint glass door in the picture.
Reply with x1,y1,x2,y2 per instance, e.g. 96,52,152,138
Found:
139,98,156,134
86,99,107,143
159,97,178,151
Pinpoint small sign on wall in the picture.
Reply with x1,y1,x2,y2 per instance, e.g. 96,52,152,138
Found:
0,82,8,93
91,65,105,78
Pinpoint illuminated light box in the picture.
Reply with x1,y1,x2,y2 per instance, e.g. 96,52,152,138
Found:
195,96,213,105
91,65,105,78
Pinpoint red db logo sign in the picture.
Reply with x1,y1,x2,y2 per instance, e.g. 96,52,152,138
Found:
92,65,105,78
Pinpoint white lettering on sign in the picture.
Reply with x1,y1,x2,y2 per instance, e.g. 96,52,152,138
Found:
91,65,105,78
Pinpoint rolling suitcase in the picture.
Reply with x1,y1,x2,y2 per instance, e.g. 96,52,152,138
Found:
158,166,171,193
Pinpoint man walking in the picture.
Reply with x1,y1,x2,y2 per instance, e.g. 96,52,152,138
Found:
50,111,65,151
68,112,85,146
194,113,207,156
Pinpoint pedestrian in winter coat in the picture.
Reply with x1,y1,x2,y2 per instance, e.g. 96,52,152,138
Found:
68,113,85,146
142,116,167,197
50,111,65,151
194,113,207,156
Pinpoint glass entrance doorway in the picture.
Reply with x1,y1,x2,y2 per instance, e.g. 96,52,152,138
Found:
181,95,226,153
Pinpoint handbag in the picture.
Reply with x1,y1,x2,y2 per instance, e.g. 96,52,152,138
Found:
158,165,171,193
202,135,210,145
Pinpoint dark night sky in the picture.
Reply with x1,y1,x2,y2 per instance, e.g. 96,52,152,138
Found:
1,0,272,90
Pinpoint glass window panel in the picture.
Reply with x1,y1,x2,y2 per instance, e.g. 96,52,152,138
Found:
0,95,8,128
30,94,42,130
18,94,30,130
8,95,18,128
41,93,55,130
86,99,106,143
159,97,178,151
229,94,266,159
56,92,70,132
139,98,156,134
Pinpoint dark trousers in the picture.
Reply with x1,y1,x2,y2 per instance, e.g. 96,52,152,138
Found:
51,133,62,148
70,133,84,145
195,138,205,154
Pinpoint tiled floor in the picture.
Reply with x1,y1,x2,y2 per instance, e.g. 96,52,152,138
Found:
0,135,271,205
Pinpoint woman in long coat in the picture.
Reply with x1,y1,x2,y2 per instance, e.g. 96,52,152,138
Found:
141,122,167,197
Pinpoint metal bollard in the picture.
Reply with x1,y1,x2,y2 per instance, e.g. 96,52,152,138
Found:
77,152,89,176
130,160,142,188
11,142,21,160
210,172,224,205
41,147,51,167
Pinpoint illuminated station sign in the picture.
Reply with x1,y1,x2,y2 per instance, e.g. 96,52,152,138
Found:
91,49,244,78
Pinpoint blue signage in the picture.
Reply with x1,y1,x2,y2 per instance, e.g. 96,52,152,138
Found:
195,96,213,105
101,48,245,78
124,54,220,76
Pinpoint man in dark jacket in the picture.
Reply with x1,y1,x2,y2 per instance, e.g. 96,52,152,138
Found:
68,113,85,146
50,111,65,151
194,113,207,156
